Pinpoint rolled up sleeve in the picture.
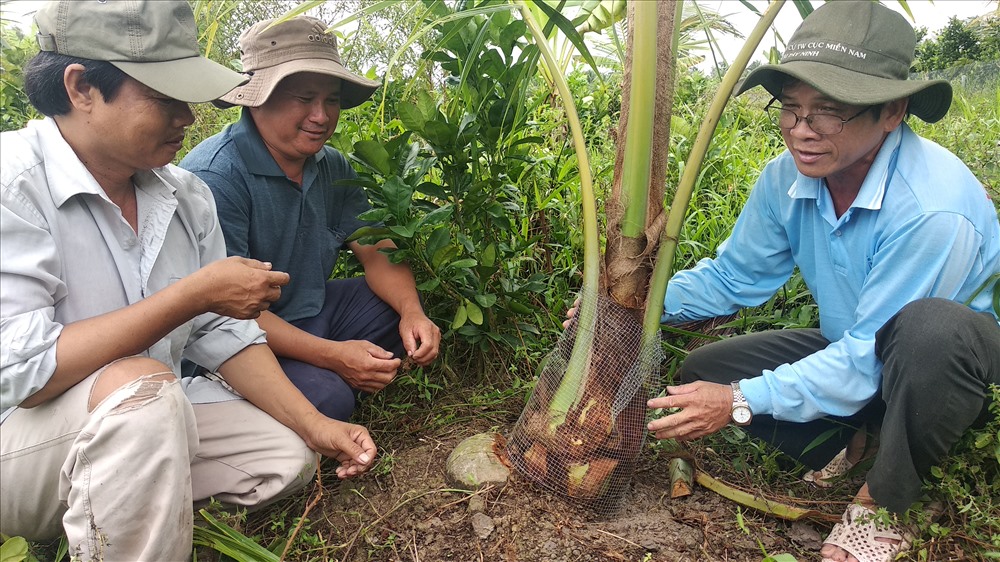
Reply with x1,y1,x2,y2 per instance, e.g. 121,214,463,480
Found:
1,188,66,410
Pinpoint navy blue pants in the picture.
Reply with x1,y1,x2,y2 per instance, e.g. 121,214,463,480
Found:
680,298,1000,513
278,277,404,421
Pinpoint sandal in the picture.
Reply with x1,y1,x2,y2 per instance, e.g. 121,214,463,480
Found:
821,503,912,562
803,448,854,487
804,425,880,488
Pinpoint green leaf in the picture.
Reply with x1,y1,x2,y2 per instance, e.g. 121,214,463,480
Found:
416,278,440,291
396,101,426,132
474,293,497,308
451,303,468,330
422,120,455,149
481,243,497,267
531,0,601,75
449,258,478,269
389,224,416,238
465,301,484,325
0,536,30,562
431,245,460,270
383,176,414,220
415,181,447,199
353,140,391,176
417,205,454,228
508,302,533,314
974,432,994,449
425,226,451,261
762,555,799,562
357,208,390,222
345,225,391,243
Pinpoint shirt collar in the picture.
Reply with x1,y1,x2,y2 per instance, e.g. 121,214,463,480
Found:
787,124,905,212
35,118,106,208
35,118,176,207
231,109,326,178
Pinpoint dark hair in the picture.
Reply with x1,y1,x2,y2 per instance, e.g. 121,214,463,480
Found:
24,51,129,116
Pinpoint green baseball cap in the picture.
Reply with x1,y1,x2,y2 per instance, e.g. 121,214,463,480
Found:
34,0,247,103
736,1,952,123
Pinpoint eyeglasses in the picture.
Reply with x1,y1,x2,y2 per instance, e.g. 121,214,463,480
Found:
765,98,874,135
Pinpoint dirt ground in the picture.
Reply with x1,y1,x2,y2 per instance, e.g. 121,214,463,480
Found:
270,414,850,562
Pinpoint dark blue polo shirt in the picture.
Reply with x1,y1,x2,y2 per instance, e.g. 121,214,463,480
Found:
180,110,374,322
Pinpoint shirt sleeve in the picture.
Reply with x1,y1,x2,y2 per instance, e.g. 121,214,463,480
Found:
327,150,376,236
742,211,984,422
663,162,797,323
177,174,266,371
1,186,64,410
189,169,251,259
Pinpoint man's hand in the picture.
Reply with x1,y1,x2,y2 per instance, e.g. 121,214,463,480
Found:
302,417,377,479
325,340,401,393
399,312,441,366
646,381,734,441
188,257,290,319
562,298,581,329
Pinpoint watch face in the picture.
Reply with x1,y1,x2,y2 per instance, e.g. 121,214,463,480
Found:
732,406,752,425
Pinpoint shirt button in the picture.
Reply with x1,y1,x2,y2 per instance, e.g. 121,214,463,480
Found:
834,230,842,237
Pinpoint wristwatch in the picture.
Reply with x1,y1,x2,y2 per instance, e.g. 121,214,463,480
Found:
730,381,753,426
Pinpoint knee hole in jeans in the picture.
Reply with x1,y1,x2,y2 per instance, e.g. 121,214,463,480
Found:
88,357,176,412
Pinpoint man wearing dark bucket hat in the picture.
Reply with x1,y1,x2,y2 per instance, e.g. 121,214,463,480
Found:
182,16,441,421
0,2,376,558
641,3,999,561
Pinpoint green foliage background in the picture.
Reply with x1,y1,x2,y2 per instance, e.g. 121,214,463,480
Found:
1,1,998,559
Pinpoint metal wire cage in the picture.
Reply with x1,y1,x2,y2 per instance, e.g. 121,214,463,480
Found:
505,295,661,515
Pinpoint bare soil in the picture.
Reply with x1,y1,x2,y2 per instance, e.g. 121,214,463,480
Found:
256,406,847,562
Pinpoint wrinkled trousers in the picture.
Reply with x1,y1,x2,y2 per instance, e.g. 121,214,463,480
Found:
0,365,315,561
679,298,1000,513
278,277,405,421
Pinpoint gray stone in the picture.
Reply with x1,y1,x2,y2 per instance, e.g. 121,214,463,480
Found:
471,512,495,539
467,494,486,514
445,433,510,490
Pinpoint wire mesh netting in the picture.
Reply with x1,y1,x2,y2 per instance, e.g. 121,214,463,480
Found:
505,294,662,515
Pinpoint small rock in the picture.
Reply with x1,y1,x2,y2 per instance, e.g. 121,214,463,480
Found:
417,516,443,531
789,520,823,548
445,433,510,490
467,494,486,514
471,512,495,539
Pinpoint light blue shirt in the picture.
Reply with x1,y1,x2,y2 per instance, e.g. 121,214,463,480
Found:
663,123,1000,422
0,118,266,417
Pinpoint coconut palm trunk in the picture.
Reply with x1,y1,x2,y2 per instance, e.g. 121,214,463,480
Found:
604,0,677,310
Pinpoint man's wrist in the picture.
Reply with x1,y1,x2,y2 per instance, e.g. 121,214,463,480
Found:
730,381,753,426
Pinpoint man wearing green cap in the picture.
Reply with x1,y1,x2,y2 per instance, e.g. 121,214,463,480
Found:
181,16,441,422
0,2,376,559
640,3,999,561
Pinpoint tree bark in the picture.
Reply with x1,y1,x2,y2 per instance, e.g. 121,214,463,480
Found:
604,0,677,309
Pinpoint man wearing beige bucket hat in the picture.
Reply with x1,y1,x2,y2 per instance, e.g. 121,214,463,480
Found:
638,3,998,561
183,16,440,421
0,2,376,558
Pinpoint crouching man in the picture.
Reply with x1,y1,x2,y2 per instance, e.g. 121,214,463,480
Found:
0,2,374,559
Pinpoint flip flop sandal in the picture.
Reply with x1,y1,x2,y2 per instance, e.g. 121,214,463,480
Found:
821,504,912,562
803,447,854,488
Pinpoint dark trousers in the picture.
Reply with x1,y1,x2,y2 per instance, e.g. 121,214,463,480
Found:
278,277,404,421
680,298,999,513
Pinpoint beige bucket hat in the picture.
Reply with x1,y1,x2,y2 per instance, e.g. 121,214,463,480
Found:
218,16,380,109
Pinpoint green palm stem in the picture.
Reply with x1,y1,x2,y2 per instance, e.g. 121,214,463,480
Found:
618,0,660,238
641,0,786,342
516,1,600,432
